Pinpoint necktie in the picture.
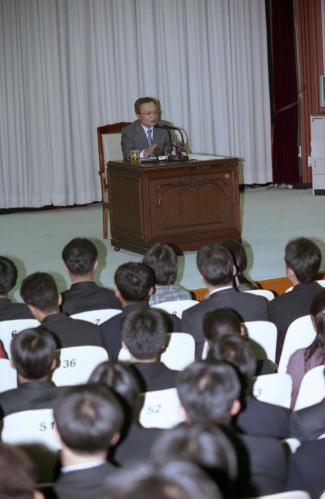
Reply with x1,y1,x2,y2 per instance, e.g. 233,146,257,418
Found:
147,129,153,145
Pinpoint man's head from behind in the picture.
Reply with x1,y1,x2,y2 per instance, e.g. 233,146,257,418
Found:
143,243,178,286
11,328,56,381
20,272,59,316
285,237,321,284
177,360,241,425
197,244,234,287
54,384,124,457
203,308,243,344
114,263,154,305
122,305,167,361
0,257,18,296
62,238,98,277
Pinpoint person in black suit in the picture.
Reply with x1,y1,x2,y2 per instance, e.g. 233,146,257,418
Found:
0,328,65,416
268,237,322,362
20,272,104,349
177,360,287,497
61,238,121,315
290,399,325,441
53,384,123,499
99,262,180,359
121,305,179,392
0,256,32,321
121,97,171,160
181,244,269,358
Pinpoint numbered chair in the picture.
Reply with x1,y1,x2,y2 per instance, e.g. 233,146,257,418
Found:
0,319,40,359
244,289,275,301
52,345,108,386
161,333,195,371
252,373,292,409
71,308,121,325
152,299,199,319
244,321,277,363
278,315,316,374
294,365,325,411
0,359,17,392
139,388,185,429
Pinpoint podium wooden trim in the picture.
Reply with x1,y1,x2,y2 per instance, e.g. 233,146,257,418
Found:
107,156,241,254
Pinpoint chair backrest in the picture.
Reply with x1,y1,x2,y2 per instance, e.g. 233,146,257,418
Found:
52,345,109,386
97,122,130,171
0,319,40,358
201,340,209,359
253,491,311,499
160,333,195,371
138,388,185,429
0,359,17,392
252,373,292,408
152,299,199,319
294,365,325,411
278,315,316,374
244,321,277,362
70,308,121,325
244,289,275,301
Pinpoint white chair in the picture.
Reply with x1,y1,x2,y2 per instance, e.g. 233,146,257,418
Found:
251,491,310,499
139,388,185,429
0,359,17,392
0,318,40,358
278,315,316,374
160,333,195,371
319,492,325,499
283,437,302,454
318,433,325,439
244,289,275,301
252,373,292,409
152,299,198,319
244,321,277,362
52,345,109,386
294,365,325,411
70,308,121,325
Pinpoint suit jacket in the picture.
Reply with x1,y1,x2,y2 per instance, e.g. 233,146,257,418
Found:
61,281,121,315
0,380,66,417
99,304,181,360
286,439,325,499
131,362,179,392
181,288,269,358
0,297,32,321
41,313,104,349
54,461,117,499
121,120,171,160
113,423,162,466
290,399,325,441
268,281,322,362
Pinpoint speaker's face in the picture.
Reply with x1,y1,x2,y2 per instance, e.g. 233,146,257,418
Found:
137,102,158,128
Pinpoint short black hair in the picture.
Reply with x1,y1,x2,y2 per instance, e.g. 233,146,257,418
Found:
0,443,37,499
0,257,18,295
54,384,124,454
62,238,98,275
114,263,154,303
203,308,242,343
10,328,56,380
121,305,167,359
196,244,234,286
20,272,59,313
222,240,248,272
134,97,157,115
285,237,321,283
143,244,178,285
177,360,241,424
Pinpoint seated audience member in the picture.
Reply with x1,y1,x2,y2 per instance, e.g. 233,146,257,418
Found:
99,263,180,359
53,384,123,499
269,237,322,361
177,360,287,496
150,423,238,496
222,240,259,291
121,305,179,391
290,398,325,441
287,289,325,409
181,244,269,358
101,460,221,499
0,442,44,499
88,360,162,466
61,238,121,315
0,256,32,321
0,328,65,416
142,243,192,305
20,272,104,349
208,335,290,438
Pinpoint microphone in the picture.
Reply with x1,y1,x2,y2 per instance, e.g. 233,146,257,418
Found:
157,123,186,145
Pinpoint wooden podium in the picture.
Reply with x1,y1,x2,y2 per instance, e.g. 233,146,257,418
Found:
107,155,241,254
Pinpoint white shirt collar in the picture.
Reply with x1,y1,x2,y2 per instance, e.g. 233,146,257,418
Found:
209,285,233,297
62,459,106,474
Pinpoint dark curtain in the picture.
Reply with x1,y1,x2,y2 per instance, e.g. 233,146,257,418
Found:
270,0,300,184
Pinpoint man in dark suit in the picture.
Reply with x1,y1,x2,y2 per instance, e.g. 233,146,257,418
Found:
61,237,121,315
290,399,325,441
20,272,104,349
121,97,171,160
177,360,287,497
53,385,123,499
0,328,65,416
0,256,32,321
181,244,269,358
269,237,322,362
99,262,180,359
